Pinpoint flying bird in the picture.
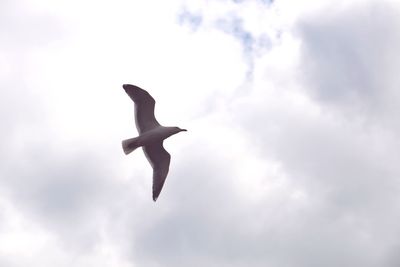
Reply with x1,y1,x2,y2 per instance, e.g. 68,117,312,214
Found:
121,84,187,201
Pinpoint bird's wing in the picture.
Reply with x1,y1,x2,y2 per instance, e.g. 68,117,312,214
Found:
142,142,171,201
123,84,160,134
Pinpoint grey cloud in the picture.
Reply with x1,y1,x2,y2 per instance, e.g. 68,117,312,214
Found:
0,0,64,141
117,144,278,267
297,2,400,120
218,2,400,266
233,97,400,266
0,258,16,267
0,0,63,50
0,139,120,252
220,9,400,267
122,157,378,267
106,127,387,267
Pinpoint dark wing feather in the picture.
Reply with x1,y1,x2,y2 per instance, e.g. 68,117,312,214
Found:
142,142,171,201
123,84,160,133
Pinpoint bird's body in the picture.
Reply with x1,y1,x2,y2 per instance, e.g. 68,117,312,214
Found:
121,84,186,201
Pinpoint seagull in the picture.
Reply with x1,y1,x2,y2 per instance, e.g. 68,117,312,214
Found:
121,84,187,201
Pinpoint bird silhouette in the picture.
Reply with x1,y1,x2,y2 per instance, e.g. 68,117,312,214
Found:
121,84,187,201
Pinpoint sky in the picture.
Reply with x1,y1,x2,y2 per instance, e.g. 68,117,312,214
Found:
1,0,400,266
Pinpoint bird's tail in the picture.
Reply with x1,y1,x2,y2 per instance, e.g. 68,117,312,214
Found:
122,137,142,155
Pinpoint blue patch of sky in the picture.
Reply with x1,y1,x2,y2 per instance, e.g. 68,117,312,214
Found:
215,14,273,82
215,16,257,81
177,8,203,31
231,0,274,5
216,16,255,54
255,33,272,54
261,0,273,5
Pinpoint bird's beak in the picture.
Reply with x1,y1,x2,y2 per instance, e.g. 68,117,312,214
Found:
181,129,187,132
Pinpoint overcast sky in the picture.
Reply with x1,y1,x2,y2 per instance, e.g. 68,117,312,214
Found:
1,0,400,266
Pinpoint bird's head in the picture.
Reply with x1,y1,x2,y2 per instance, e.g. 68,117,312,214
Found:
177,127,187,132
167,127,187,137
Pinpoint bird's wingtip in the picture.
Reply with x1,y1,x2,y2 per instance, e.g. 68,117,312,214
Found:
153,190,160,202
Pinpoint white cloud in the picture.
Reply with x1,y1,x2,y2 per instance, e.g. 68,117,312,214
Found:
1,0,400,266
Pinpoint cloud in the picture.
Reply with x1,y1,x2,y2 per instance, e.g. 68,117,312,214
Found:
297,1,400,120
1,0,400,266
228,1,400,266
